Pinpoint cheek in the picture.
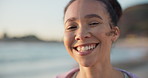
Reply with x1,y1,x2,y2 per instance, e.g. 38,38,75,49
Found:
92,27,112,42
92,27,105,38
64,32,76,58
64,32,74,51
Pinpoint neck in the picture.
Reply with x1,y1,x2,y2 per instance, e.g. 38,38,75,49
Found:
77,62,123,78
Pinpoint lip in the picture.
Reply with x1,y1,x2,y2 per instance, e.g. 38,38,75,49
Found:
73,43,99,56
73,43,98,48
76,50,93,56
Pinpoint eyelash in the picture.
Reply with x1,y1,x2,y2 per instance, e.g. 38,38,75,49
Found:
65,21,101,31
89,22,100,26
66,25,77,30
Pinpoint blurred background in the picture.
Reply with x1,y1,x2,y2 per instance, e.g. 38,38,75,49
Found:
0,0,148,78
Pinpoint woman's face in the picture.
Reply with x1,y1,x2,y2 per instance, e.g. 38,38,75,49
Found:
64,0,119,67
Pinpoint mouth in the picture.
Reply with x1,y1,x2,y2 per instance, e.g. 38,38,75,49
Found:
73,43,100,55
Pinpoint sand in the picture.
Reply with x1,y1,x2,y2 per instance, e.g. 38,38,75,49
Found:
115,37,148,78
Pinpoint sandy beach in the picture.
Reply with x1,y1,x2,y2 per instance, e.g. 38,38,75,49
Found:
115,37,148,78
114,53,148,78
130,63,148,78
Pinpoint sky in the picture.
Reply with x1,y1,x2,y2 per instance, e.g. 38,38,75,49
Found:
0,0,148,41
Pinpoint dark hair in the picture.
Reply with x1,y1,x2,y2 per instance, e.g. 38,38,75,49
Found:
64,0,122,26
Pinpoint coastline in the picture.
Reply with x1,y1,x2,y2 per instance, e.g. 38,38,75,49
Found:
116,37,148,48
0,37,147,78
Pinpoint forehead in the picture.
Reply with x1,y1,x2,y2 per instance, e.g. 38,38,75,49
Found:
64,0,109,22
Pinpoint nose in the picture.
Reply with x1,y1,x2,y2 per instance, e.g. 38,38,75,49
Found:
75,28,91,41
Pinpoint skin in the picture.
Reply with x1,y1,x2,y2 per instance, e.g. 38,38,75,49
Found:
64,0,122,78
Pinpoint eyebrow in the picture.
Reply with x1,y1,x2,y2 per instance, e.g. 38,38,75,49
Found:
84,14,103,20
64,17,77,24
65,14,103,24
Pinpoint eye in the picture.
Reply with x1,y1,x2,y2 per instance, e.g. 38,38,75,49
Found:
66,25,77,31
89,21,100,26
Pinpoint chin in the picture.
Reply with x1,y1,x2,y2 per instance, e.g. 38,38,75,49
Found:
79,60,95,67
80,63,94,67
82,64,92,67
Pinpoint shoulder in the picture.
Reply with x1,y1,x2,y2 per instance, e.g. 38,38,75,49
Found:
116,68,139,78
55,68,79,78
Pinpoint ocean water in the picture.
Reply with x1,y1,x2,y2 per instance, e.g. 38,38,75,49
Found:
0,42,147,78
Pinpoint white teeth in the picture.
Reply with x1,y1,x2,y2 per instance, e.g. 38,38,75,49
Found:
91,45,93,49
76,44,97,52
91,44,95,49
89,45,91,50
77,47,81,51
81,46,85,51
86,46,89,51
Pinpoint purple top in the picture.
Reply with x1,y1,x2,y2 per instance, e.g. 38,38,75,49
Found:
55,68,139,78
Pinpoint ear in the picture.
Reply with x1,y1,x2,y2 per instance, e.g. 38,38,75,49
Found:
111,26,120,42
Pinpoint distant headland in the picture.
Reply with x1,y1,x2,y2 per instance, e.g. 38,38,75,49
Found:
0,32,60,43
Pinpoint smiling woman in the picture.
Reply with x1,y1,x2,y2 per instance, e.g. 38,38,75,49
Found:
56,0,138,78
